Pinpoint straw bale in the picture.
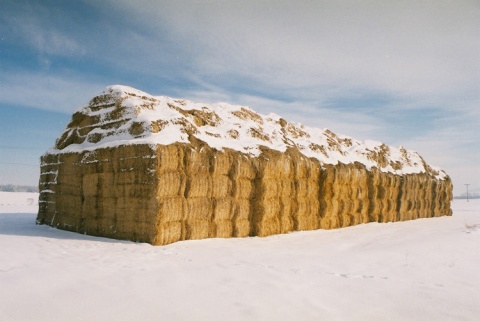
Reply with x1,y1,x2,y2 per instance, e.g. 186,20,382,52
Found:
41,153,59,165
38,139,453,246
233,219,251,237
40,172,58,185
234,156,256,179
153,221,184,245
157,197,185,223
186,174,212,198
113,171,135,185
96,218,117,234
114,220,137,238
59,152,82,166
123,183,157,198
97,172,115,197
295,179,319,198
56,172,80,185
212,175,233,198
157,144,185,173
56,194,83,212
185,148,211,174
82,173,98,197
212,152,233,175
81,196,97,215
186,220,210,240
278,201,295,233
99,197,117,219
294,196,320,229
231,197,250,219
258,198,281,219
260,179,278,199
293,157,309,178
233,178,254,199
94,158,114,175
212,221,234,238
38,206,56,225
158,172,186,197
134,221,155,241
186,198,214,221
337,212,351,228
213,198,234,220
57,213,83,231
260,155,292,179
56,179,82,196
232,199,251,237
82,217,99,234
256,217,281,237
123,197,154,221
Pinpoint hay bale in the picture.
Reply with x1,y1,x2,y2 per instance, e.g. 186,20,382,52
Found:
37,142,452,244
37,86,453,245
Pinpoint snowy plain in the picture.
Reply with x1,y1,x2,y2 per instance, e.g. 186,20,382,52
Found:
0,191,479,321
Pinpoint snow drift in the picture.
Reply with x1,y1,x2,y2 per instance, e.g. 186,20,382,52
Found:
36,85,452,245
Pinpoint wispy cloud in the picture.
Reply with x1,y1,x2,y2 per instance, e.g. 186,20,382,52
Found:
1,0,478,194
2,2,85,57
95,0,480,103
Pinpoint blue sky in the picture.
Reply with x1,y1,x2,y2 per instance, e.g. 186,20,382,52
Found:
1,0,479,196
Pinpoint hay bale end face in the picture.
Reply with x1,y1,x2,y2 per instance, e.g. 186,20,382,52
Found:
37,85,453,245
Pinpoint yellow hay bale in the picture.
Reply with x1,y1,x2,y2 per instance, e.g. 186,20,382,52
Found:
212,175,233,198
158,171,186,197
185,148,211,174
278,201,294,234
186,174,212,198
256,217,281,237
213,198,233,221
232,199,251,237
295,198,320,230
82,173,98,197
153,221,184,245
212,152,233,176
37,141,453,246
186,220,210,240
234,178,254,199
212,221,234,238
186,198,213,222
157,144,184,173
234,156,256,179
98,197,117,219
157,197,185,223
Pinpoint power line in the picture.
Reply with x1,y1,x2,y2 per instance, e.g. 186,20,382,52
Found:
0,161,38,167
0,145,45,151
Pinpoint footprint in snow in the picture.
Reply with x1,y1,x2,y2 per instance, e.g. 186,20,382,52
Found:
327,272,388,280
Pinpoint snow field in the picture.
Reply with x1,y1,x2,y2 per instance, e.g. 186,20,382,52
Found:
0,192,479,321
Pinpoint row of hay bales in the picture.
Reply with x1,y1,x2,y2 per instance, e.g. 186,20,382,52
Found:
37,142,452,245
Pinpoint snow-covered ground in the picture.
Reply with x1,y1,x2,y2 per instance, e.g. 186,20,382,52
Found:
0,191,479,321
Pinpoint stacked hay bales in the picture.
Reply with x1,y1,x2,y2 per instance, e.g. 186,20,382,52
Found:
37,85,453,245
38,145,159,243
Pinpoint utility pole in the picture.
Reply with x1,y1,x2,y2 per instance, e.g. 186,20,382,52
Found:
465,184,470,202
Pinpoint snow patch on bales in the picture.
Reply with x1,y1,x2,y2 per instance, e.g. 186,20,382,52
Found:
49,85,447,179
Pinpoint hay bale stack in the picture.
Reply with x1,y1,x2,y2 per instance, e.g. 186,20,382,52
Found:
38,145,158,242
37,85,453,245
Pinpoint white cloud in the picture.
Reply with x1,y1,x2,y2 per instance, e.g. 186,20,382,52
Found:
97,0,480,104
2,0,478,194
3,5,85,57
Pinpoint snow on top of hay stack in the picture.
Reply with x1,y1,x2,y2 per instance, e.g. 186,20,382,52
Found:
51,85,447,180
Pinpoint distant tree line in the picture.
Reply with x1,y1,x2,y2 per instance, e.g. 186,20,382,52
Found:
0,184,39,192
454,192,480,199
